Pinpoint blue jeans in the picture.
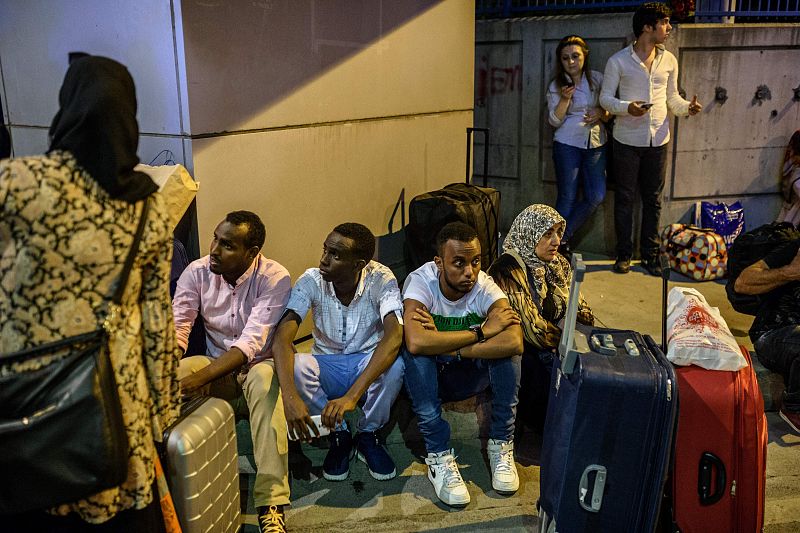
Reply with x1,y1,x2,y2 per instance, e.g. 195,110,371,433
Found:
553,141,607,241
401,349,521,454
755,326,800,412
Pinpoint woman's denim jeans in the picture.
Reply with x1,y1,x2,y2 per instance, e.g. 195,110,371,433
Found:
553,141,607,241
401,349,521,454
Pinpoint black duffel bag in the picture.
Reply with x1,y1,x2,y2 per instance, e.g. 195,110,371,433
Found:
405,127,501,272
405,182,500,272
726,221,800,315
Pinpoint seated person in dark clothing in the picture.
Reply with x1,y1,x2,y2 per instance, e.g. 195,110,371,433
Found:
735,239,800,434
487,204,594,432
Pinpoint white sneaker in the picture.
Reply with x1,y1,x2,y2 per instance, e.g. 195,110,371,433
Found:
424,449,471,506
487,439,519,494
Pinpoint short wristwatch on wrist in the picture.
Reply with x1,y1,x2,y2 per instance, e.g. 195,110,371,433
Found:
469,323,486,343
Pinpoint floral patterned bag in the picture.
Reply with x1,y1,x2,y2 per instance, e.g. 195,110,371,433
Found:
660,224,728,281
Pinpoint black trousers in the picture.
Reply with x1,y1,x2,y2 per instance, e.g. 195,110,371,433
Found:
755,325,800,412
612,139,668,259
4,483,165,533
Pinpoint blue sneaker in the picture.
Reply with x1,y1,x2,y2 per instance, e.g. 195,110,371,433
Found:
355,431,397,480
323,430,352,481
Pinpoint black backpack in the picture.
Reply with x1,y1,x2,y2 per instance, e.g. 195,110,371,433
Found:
725,222,800,315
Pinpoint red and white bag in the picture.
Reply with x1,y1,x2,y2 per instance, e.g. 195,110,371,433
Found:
666,287,747,371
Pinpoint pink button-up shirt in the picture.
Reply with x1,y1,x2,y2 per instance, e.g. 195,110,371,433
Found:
172,254,291,365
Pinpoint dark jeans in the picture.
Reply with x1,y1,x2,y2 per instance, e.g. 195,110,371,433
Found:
755,325,800,412
401,349,522,453
553,141,607,241
612,139,668,259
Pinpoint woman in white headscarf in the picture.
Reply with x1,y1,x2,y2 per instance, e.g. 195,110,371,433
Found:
487,204,593,432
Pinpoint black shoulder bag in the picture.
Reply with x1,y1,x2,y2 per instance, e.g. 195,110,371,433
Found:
0,198,150,514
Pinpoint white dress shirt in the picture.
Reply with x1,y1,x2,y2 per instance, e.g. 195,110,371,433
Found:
547,70,607,149
600,44,691,147
286,260,403,355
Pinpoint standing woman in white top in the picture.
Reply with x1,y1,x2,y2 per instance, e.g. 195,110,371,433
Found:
547,35,611,257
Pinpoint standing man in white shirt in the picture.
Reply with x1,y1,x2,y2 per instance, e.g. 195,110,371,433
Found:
600,2,703,276
272,223,404,483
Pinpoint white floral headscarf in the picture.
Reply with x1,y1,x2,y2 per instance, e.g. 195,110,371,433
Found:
503,204,570,292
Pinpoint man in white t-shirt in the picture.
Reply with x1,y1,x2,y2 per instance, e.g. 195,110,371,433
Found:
402,222,524,507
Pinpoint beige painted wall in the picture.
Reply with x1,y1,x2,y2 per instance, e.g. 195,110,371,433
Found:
185,0,476,279
192,111,472,276
181,0,474,133
1,0,475,341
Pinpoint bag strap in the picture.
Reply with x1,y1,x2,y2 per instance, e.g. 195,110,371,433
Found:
111,197,151,305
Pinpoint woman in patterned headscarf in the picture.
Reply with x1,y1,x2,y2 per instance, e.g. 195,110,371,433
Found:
487,204,593,432
2,56,180,530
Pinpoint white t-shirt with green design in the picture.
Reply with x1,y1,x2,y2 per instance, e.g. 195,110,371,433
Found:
402,261,506,332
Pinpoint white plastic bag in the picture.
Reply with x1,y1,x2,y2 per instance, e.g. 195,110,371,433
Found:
666,287,747,371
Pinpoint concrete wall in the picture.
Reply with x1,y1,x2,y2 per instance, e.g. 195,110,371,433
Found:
662,24,800,234
475,15,799,255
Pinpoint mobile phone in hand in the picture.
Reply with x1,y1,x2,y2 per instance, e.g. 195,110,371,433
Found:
563,72,575,88
287,414,331,441
640,102,654,109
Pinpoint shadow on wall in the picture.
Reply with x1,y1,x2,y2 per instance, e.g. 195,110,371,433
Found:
759,136,787,193
181,0,442,134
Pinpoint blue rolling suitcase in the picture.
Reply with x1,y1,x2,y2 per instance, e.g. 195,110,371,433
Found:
537,255,678,533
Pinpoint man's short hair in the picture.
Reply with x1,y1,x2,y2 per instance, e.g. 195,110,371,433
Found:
225,210,266,250
633,2,672,37
436,222,479,256
333,222,375,263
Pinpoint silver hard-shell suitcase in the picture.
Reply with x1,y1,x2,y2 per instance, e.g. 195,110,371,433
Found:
162,396,241,533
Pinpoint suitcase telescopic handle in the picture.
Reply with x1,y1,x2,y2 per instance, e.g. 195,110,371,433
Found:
466,127,489,187
559,254,586,376
698,452,726,506
387,188,405,233
578,464,607,513
660,253,670,353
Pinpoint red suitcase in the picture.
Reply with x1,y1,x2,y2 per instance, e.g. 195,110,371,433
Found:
671,346,767,533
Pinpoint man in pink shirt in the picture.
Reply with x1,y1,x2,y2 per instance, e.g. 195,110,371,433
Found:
172,211,292,533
